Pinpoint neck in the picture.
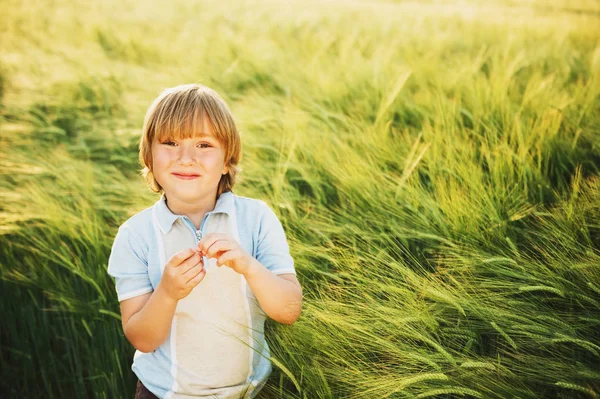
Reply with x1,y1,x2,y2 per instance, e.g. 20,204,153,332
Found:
164,194,218,230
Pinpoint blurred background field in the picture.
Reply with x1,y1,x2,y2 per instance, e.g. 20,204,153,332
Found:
1,0,599,397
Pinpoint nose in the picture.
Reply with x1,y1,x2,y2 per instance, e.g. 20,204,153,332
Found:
177,143,196,165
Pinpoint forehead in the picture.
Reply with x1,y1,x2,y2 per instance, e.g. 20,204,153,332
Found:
154,114,216,141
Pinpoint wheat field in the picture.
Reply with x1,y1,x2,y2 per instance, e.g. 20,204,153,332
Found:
1,0,599,397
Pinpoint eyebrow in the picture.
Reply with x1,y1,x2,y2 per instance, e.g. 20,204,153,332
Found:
160,133,214,139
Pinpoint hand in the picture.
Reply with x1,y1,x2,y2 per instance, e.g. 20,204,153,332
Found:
159,248,206,301
197,233,254,276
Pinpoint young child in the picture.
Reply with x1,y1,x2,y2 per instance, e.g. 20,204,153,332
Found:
107,83,302,399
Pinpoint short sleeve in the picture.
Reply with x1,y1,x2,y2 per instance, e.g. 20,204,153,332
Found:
255,203,296,275
107,224,154,302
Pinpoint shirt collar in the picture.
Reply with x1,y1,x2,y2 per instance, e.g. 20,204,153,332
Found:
154,191,235,234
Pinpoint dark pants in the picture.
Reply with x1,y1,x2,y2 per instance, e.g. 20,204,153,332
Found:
135,380,159,399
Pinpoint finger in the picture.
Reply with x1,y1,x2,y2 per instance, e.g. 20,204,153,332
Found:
169,247,199,267
183,262,204,279
181,254,203,274
198,233,230,254
205,239,234,259
187,268,207,286
216,250,236,267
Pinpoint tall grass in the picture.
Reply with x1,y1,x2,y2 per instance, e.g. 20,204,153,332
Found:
1,0,599,397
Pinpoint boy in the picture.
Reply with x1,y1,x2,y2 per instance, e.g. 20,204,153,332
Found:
107,84,302,399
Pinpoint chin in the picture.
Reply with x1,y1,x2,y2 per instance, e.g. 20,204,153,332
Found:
173,188,214,198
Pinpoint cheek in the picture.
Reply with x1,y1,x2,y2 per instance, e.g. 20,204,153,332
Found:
152,149,172,166
206,152,226,167
150,154,160,170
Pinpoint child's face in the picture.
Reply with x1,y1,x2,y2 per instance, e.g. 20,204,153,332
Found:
151,117,229,206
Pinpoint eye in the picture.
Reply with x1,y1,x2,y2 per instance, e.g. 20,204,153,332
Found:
198,142,211,149
161,140,177,146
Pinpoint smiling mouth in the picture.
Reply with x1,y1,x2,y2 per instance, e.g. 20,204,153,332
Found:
173,173,200,179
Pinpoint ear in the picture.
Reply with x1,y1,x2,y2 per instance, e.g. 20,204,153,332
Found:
222,164,229,175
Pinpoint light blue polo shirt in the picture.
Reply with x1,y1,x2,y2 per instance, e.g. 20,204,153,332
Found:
107,191,296,399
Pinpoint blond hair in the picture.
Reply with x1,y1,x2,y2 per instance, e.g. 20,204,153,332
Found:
139,84,241,197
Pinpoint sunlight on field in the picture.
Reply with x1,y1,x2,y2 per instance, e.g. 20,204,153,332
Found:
1,0,599,397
